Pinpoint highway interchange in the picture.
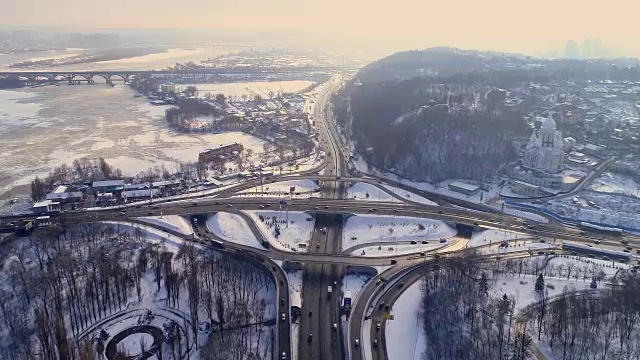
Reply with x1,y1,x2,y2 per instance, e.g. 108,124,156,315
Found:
4,75,639,360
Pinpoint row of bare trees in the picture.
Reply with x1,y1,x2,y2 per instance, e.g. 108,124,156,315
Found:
0,221,276,360
528,273,640,360
419,255,531,360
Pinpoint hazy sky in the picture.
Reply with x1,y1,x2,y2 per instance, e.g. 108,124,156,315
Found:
2,0,639,56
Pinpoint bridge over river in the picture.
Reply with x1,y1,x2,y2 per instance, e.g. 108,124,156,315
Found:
0,65,336,84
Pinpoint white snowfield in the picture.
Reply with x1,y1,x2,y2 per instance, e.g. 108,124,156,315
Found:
342,215,457,252
477,241,559,255
349,242,447,257
244,210,315,252
498,205,549,223
206,212,265,249
382,185,439,206
240,179,320,195
491,274,592,312
342,273,374,303
346,182,397,202
385,280,426,360
468,228,532,248
546,256,630,277
138,215,194,235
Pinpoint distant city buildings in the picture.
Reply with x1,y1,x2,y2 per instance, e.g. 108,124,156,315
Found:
69,32,119,48
523,114,564,173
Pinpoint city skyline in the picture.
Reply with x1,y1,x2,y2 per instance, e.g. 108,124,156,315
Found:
1,0,639,56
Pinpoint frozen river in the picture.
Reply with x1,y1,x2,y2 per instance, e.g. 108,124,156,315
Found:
0,84,266,199
0,46,235,71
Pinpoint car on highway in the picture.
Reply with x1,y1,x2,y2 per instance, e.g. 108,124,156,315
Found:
594,239,602,244
373,339,378,347
354,339,359,347
333,323,338,331
308,334,313,342
281,313,286,322
281,352,286,359
369,208,377,212
227,204,233,208
376,322,381,330
120,211,126,215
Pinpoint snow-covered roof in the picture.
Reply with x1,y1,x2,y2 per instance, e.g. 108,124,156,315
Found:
33,200,57,208
92,180,125,188
53,185,67,194
449,181,480,192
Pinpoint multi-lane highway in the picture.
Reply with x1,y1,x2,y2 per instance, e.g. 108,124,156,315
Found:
300,76,348,360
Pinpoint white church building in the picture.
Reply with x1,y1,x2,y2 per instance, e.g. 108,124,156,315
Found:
523,114,564,173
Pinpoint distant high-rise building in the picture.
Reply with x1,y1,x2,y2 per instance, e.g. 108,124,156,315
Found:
564,40,580,58
581,39,593,58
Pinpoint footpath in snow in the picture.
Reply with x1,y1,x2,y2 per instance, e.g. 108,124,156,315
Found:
206,212,265,249
342,214,457,252
244,210,315,252
385,280,426,360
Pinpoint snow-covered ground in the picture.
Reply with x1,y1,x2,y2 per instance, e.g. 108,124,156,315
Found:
349,242,447,257
244,210,315,252
382,185,439,206
491,274,593,311
546,256,630,277
589,171,640,197
468,228,532,248
342,273,374,303
477,241,558,255
544,191,640,230
352,155,499,204
342,215,457,251
346,182,397,202
138,215,194,235
205,212,265,249
385,280,426,360
498,205,549,223
239,179,320,195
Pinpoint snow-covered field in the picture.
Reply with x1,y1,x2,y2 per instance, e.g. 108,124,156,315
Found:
205,212,265,249
498,205,549,223
348,242,447,257
346,182,397,202
239,179,320,195
382,185,439,205
546,256,630,277
244,210,315,252
491,274,593,311
138,215,193,235
477,241,558,255
342,273,374,303
468,228,532,247
385,280,426,360
342,215,457,251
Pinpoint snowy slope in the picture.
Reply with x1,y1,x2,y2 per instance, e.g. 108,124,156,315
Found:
138,215,194,235
206,212,265,249
346,182,398,202
244,210,315,252
385,280,426,360
382,185,438,205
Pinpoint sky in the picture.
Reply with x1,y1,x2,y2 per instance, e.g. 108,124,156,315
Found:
2,0,639,56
